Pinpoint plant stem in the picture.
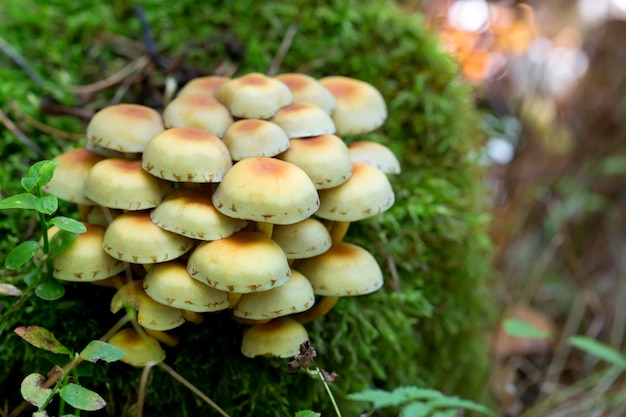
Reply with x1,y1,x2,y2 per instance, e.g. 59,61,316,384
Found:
314,367,343,417
36,185,53,284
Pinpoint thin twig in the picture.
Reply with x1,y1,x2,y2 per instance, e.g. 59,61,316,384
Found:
0,35,46,90
8,101,83,141
267,23,298,76
0,108,45,158
68,55,150,95
136,362,156,417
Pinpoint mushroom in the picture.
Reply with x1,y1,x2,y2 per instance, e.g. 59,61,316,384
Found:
176,75,229,98
240,317,309,358
108,327,166,367
274,73,336,114
162,95,234,137
348,141,401,174
269,102,336,138
222,119,290,160
42,148,105,205
271,218,332,260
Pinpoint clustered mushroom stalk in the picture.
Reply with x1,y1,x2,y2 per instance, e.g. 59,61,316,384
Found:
43,71,400,362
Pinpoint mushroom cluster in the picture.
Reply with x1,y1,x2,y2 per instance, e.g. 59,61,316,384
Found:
43,72,400,364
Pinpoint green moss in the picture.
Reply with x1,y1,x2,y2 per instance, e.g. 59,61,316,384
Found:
0,1,494,416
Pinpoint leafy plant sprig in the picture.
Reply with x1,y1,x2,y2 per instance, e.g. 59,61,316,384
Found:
0,159,86,301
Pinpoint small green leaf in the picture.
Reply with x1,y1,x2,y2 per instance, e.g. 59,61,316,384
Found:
49,230,79,258
49,217,87,233
0,193,38,210
503,319,551,339
5,241,41,270
399,402,431,417
59,384,106,411
0,283,24,296
35,282,65,301
21,176,39,192
569,336,626,369
14,326,71,354
20,373,53,409
429,397,494,415
294,411,320,417
34,195,58,215
33,412,50,417
80,341,126,363
37,160,59,187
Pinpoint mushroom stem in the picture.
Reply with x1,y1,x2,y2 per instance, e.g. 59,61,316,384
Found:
145,328,180,347
255,221,274,239
182,310,204,325
227,293,242,308
330,221,350,243
295,296,340,324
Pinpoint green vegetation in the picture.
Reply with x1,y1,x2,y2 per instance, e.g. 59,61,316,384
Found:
0,1,494,416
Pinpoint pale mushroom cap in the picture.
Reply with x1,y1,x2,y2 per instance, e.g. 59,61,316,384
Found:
277,134,353,189
43,148,105,205
103,211,195,264
187,231,290,293
150,188,247,240
142,127,232,183
50,223,124,282
271,218,332,259
163,95,234,137
316,162,394,221
241,317,309,358
348,141,401,174
320,76,387,136
269,102,336,138
86,104,164,153
297,242,384,296
212,157,320,225
111,280,185,331
108,328,165,367
275,73,336,114
234,270,315,319
177,76,229,98
215,72,293,119
222,119,290,160
143,261,229,313
84,158,173,210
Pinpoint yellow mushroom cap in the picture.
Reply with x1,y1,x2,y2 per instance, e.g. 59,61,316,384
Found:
143,261,229,313
274,73,336,114
43,148,105,205
111,280,186,331
316,162,394,222
83,158,173,210
276,134,353,190
222,119,290,160
348,141,401,174
271,218,332,259
320,76,387,136
241,317,309,358
49,223,124,282
215,72,292,119
297,242,383,296
176,75,229,98
269,102,336,138
103,211,194,264
108,328,165,367
212,157,319,225
142,127,232,183
150,188,247,241
187,231,290,293
234,269,315,320
163,95,234,138
86,104,164,153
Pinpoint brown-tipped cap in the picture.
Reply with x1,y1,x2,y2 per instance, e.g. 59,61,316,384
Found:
177,76,229,98
86,104,164,153
103,211,194,264
297,242,383,296
276,134,352,189
275,73,336,114
320,76,387,136
163,95,234,137
143,261,229,313
49,223,124,282
215,72,292,119
348,141,401,174
187,231,290,293
271,218,332,259
43,148,105,205
142,127,232,183
234,269,315,320
212,157,319,225
269,102,336,138
222,119,290,160
241,317,309,358
316,162,394,222
150,188,247,240
84,158,173,210
108,328,165,367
